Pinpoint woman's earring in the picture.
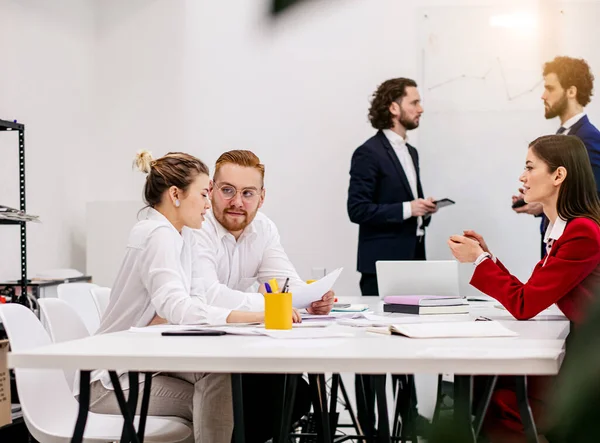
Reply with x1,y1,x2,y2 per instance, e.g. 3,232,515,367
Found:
175,199,180,208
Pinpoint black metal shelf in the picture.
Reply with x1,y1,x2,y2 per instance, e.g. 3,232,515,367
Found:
0,119,24,132
0,220,25,226
0,118,27,304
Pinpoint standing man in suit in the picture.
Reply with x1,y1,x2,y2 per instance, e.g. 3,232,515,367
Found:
348,78,437,296
512,56,600,256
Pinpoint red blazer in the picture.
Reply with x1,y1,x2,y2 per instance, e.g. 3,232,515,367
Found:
471,217,600,323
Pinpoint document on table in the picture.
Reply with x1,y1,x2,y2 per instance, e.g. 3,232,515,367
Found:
367,321,518,338
129,324,351,338
292,267,343,309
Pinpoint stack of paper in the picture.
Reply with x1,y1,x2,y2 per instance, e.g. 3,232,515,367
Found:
0,205,40,223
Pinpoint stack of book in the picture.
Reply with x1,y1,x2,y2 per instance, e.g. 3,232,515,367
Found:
383,295,469,315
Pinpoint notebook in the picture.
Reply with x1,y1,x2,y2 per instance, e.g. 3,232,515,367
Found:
383,304,469,315
367,321,518,338
383,295,468,315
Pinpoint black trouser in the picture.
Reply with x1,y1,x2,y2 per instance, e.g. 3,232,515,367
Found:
240,374,311,443
360,235,426,297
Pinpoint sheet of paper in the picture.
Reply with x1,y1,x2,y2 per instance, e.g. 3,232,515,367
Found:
391,321,518,338
129,323,260,334
263,329,354,339
291,267,343,309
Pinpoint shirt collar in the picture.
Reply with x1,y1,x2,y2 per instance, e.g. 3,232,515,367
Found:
544,216,568,245
562,112,586,130
383,129,408,147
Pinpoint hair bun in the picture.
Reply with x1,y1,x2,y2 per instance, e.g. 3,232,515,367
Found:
134,150,154,174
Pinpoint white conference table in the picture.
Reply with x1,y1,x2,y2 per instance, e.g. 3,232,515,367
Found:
8,297,569,443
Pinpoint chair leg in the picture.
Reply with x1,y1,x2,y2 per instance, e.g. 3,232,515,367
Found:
473,376,498,438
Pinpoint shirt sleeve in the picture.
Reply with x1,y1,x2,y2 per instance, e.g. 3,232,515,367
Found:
192,229,264,313
403,202,412,220
139,226,232,325
470,222,600,320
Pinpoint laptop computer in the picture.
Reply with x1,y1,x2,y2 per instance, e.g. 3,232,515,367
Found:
375,260,460,299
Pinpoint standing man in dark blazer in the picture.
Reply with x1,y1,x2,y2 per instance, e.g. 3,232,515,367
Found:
348,78,437,296
512,56,600,256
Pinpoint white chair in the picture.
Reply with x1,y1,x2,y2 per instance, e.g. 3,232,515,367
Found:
0,304,192,443
38,298,91,390
90,287,111,320
57,283,101,334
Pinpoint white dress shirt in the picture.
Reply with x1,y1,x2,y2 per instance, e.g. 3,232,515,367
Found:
89,208,261,391
543,216,568,259
560,112,585,135
194,210,308,299
383,129,424,236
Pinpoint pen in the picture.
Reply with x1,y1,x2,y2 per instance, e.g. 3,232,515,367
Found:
264,282,272,294
281,278,290,293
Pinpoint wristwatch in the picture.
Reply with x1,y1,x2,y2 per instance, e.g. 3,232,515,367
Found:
474,252,492,266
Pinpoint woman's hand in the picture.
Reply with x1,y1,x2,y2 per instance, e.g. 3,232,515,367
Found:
307,291,335,315
148,314,168,326
448,235,485,263
462,230,491,255
292,307,302,323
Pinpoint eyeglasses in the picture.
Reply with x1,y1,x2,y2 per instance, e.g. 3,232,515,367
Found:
215,183,261,202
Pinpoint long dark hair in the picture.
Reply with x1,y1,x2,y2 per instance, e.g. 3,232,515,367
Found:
530,135,600,225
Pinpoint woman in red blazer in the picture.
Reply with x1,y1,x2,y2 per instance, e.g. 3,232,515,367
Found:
449,134,600,442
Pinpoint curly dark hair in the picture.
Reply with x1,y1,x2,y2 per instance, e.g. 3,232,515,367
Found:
368,78,418,130
543,56,595,107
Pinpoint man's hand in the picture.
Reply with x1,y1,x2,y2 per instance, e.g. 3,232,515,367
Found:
307,291,335,315
512,188,543,216
411,198,437,217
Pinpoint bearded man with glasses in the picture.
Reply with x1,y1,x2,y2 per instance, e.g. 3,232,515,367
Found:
194,149,333,443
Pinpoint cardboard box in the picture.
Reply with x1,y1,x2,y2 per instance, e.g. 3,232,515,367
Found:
0,340,11,428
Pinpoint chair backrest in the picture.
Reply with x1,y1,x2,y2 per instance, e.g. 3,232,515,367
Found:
57,282,100,334
375,260,460,298
38,298,90,391
0,304,81,443
90,287,111,320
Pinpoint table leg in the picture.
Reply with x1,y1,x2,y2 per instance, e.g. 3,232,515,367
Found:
231,373,246,443
71,370,90,443
372,375,391,443
453,375,476,443
515,376,539,443
275,374,299,443
108,371,141,443
309,373,332,443
473,375,498,438
137,372,153,442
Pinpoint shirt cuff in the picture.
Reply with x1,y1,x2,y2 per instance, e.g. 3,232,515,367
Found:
474,252,492,267
403,201,412,220
204,306,232,325
246,293,265,312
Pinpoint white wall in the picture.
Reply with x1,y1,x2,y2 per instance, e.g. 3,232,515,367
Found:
0,0,95,281
3,0,600,296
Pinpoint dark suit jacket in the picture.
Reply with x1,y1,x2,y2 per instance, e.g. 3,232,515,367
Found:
568,115,600,192
347,130,430,274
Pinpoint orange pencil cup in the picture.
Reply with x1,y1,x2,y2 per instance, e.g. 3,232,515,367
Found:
264,292,293,330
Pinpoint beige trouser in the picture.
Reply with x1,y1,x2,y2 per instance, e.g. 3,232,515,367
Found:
89,372,233,443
